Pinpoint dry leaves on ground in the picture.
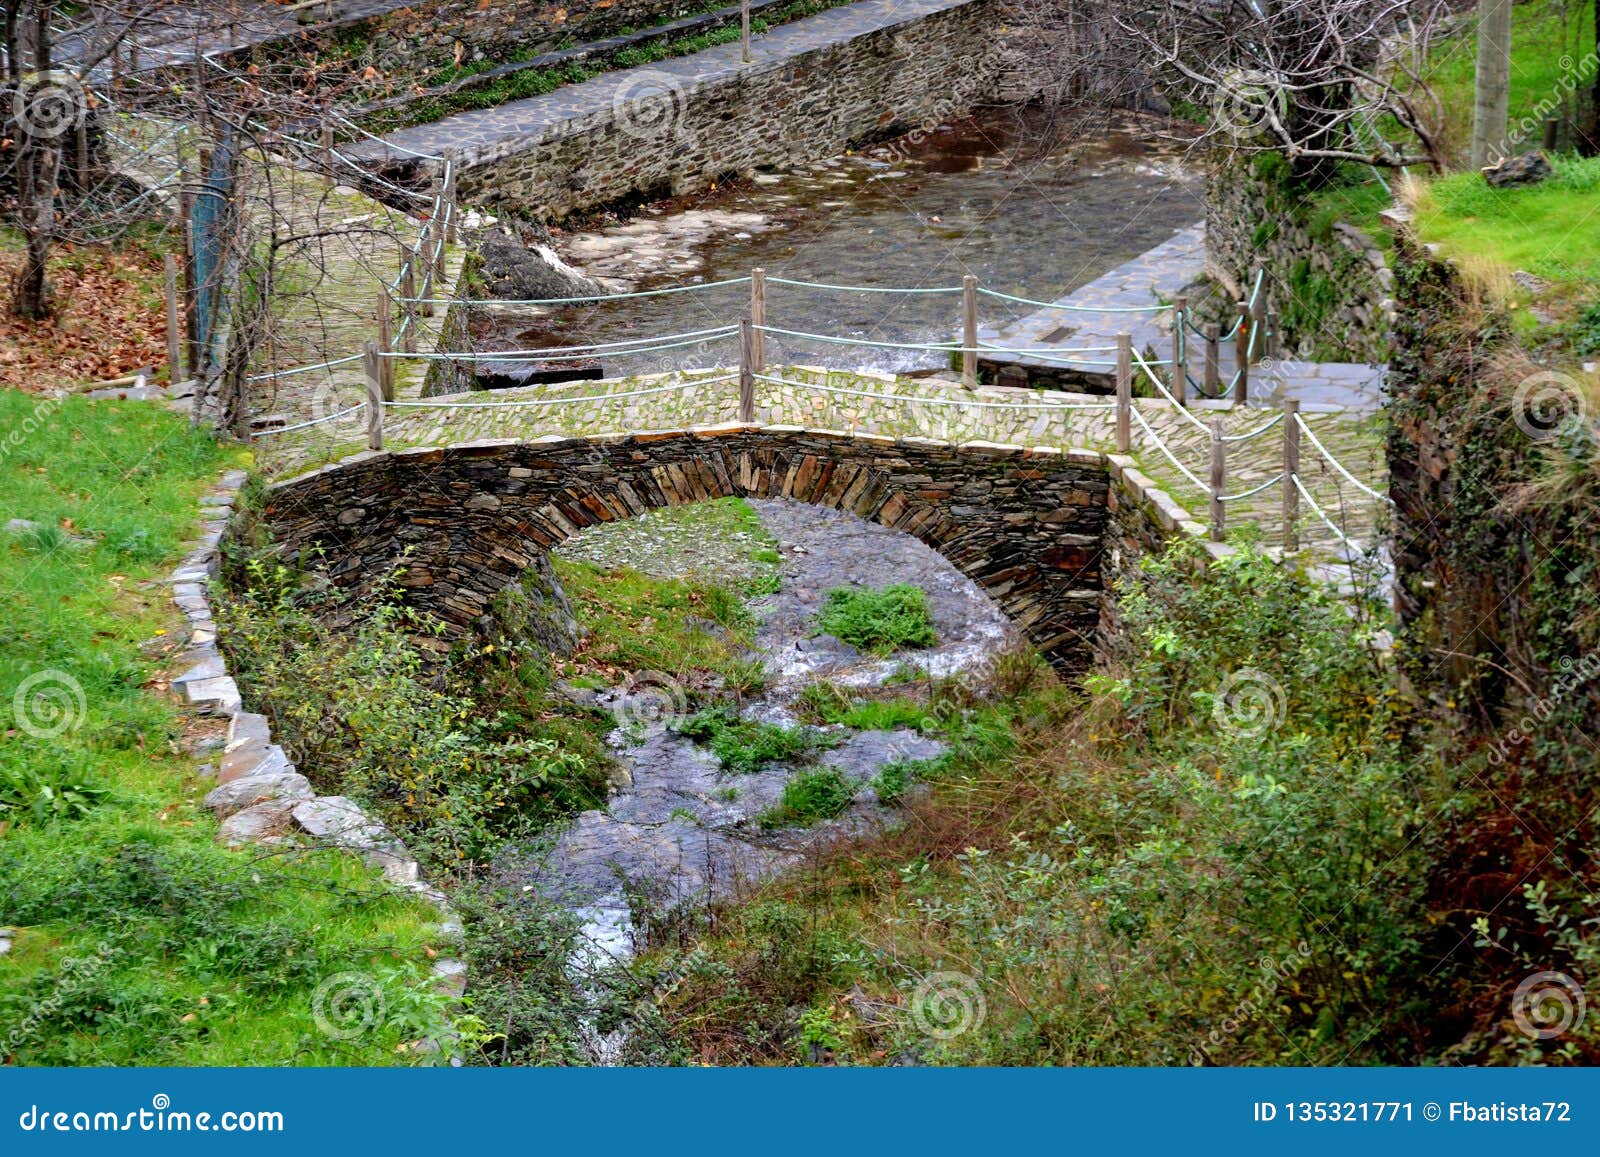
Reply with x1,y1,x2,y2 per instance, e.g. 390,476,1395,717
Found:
0,242,170,392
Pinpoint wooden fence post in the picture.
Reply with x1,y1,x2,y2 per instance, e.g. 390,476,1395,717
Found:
377,284,395,400
1233,300,1250,403
364,341,385,450
400,254,417,354
1544,117,1559,150
750,267,766,374
1170,294,1187,404
1114,332,1132,453
1203,322,1220,396
319,103,333,173
1250,292,1267,358
1209,420,1226,543
961,274,978,390
1282,398,1301,552
742,0,751,63
442,151,460,244
738,317,756,424
164,254,183,385
1265,311,1280,360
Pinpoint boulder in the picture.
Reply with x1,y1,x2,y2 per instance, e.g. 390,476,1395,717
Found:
217,801,298,847
476,218,605,302
203,771,313,818
1484,151,1553,188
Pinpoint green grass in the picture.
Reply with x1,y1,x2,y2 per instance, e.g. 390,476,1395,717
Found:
1412,153,1600,294
1423,0,1597,163
552,555,757,681
674,705,820,774
815,584,938,656
758,766,856,829
555,496,782,599
796,682,942,732
0,392,448,1065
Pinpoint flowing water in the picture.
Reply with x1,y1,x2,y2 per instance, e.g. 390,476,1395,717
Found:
472,108,1203,379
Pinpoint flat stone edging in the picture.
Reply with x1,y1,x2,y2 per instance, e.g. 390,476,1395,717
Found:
164,468,469,1020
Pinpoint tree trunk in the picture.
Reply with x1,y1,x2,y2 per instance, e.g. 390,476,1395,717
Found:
13,145,60,320
1471,0,1513,168
1585,0,1600,154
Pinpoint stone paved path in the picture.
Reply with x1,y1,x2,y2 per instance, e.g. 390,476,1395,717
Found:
977,222,1389,416
346,0,980,168
263,360,1387,565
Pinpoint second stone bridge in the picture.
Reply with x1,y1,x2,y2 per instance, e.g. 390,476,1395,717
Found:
255,424,1186,673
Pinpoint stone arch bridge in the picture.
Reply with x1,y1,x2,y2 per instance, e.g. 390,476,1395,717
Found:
256,424,1188,673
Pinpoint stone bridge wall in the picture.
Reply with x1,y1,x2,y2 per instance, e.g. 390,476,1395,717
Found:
255,424,1117,672
454,0,1003,216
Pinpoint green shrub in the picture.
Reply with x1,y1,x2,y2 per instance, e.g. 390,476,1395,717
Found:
815,584,938,655
673,705,817,773
759,767,856,829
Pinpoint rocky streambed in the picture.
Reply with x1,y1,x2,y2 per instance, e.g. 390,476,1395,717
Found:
492,498,1016,996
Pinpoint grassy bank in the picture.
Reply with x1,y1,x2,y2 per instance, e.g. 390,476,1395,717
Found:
0,392,449,1064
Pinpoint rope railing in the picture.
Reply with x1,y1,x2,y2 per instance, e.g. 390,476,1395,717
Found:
752,372,1117,411
379,326,740,361
397,276,754,307
1293,412,1393,504
1291,472,1368,555
976,286,1167,313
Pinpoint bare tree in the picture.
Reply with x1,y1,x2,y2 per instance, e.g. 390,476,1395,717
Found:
2,0,167,318
1095,0,1451,183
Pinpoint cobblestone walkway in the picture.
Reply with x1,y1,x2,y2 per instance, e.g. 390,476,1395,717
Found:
978,222,1389,416
346,0,980,167
262,362,1388,564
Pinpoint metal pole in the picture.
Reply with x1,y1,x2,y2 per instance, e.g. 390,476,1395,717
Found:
1114,332,1132,453
377,284,395,401
400,255,417,354
164,255,183,384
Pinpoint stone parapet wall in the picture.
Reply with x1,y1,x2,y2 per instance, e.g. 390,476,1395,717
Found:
453,0,1002,217
254,423,1112,671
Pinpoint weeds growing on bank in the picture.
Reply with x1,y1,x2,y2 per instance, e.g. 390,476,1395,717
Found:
622,541,1436,1066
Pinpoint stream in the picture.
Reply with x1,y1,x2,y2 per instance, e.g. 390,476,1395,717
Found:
491,498,1017,1059
471,108,1203,379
